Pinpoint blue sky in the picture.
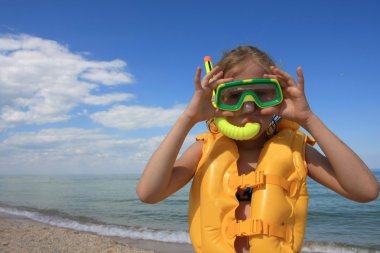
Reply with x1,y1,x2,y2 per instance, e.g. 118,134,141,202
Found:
0,0,379,174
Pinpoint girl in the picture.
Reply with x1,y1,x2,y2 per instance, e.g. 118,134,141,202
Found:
136,46,379,253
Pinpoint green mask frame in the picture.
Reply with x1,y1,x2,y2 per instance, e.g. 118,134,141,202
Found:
213,78,283,111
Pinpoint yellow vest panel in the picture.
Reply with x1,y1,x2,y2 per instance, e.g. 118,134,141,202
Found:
189,121,311,253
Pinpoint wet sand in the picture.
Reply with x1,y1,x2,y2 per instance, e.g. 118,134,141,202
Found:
0,214,323,253
0,214,156,253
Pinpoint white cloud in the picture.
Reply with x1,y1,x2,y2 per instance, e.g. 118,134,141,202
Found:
90,105,186,131
83,93,135,105
0,34,204,175
0,128,164,174
0,127,199,174
0,34,134,129
80,65,133,85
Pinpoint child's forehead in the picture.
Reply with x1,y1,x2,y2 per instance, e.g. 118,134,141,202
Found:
224,61,267,79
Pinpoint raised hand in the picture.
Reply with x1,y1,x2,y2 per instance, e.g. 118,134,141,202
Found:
183,66,234,124
262,66,313,126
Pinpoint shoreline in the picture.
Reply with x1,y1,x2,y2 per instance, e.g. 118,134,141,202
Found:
1,213,376,253
0,213,194,253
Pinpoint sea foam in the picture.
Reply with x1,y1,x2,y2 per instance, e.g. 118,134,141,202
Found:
0,206,191,244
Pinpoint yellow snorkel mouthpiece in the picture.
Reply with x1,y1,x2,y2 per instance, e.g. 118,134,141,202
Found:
214,117,261,141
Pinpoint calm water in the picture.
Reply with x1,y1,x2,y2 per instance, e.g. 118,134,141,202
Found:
0,171,379,252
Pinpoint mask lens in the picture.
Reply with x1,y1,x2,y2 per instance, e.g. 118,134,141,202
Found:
220,88,245,106
219,83,280,108
249,83,278,103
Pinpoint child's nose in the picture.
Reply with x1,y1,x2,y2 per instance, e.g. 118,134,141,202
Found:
241,102,256,113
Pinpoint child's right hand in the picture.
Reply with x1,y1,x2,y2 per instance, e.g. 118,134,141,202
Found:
183,66,234,124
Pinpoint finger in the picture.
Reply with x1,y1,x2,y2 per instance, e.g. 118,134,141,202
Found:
268,67,289,88
202,69,218,86
211,70,224,81
260,106,279,116
296,67,305,91
194,67,202,90
263,73,277,79
271,75,289,89
214,109,235,118
204,65,220,81
263,74,288,92
202,70,223,89
270,66,296,87
202,66,223,89
209,76,234,90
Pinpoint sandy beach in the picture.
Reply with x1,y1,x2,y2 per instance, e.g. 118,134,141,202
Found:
0,214,156,253
0,213,369,253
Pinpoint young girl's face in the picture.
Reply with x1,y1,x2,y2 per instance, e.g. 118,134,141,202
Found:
223,60,274,138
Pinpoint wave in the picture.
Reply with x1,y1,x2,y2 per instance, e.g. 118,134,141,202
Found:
302,241,380,253
0,205,191,244
0,205,378,252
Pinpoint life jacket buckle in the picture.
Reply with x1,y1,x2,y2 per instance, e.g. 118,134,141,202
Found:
238,219,264,236
252,219,263,235
228,171,265,190
253,171,265,190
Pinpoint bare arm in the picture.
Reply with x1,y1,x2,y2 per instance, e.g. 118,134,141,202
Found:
265,66,379,202
305,114,379,202
136,66,233,204
136,115,201,204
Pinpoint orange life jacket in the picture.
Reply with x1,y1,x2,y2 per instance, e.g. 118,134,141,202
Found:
189,120,314,253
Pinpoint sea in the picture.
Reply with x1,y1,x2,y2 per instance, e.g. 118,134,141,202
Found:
0,170,379,253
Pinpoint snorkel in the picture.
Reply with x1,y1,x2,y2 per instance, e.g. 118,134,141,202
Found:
214,117,261,141
204,56,262,141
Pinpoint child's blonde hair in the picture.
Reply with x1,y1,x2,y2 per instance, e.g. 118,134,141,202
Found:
217,45,277,75
206,45,280,135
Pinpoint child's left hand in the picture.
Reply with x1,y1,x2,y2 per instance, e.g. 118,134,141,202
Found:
263,66,313,126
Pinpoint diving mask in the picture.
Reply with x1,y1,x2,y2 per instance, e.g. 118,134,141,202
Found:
213,78,283,111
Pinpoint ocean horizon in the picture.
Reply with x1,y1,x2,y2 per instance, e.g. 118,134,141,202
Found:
0,169,379,252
